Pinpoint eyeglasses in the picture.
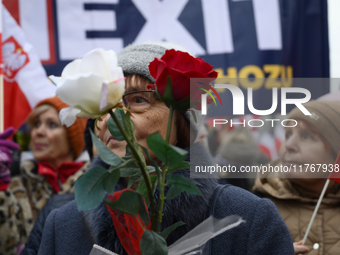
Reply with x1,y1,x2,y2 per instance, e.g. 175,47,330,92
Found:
122,90,159,113
96,90,159,131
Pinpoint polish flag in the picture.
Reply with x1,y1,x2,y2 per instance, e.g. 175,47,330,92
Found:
258,132,278,161
274,124,285,154
2,5,56,131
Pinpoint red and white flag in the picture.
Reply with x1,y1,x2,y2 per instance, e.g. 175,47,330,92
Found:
258,132,278,161
2,5,56,131
274,124,285,155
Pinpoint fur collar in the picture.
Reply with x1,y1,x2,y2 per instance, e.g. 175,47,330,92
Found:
82,142,218,254
253,160,340,205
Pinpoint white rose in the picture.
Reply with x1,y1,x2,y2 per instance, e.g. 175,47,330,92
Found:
50,48,125,127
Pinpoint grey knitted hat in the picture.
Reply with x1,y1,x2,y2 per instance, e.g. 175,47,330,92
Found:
117,42,203,141
118,43,166,83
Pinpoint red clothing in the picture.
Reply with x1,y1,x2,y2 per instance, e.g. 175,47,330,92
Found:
37,161,84,192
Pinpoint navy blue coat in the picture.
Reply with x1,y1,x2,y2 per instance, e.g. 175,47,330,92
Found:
37,186,294,255
38,143,294,254
23,193,75,255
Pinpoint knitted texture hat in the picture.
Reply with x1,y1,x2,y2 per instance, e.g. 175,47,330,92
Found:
36,97,87,158
288,100,340,157
117,42,202,140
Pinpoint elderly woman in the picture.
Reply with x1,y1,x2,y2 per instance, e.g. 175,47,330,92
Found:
38,43,294,255
253,100,340,255
0,96,87,255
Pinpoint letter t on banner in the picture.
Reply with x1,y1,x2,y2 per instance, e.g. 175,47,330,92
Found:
302,152,340,244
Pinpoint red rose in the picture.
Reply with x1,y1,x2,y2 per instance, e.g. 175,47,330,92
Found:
148,49,218,105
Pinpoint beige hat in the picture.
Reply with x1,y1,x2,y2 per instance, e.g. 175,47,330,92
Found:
288,100,340,157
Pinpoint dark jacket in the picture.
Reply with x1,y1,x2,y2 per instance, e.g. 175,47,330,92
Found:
38,143,294,254
23,193,75,255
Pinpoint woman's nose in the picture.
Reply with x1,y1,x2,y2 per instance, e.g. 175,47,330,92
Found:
285,134,298,152
96,113,110,132
103,112,110,124
35,124,46,135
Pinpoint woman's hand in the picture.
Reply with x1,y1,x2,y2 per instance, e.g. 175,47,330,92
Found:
0,127,20,188
0,127,20,165
294,240,309,254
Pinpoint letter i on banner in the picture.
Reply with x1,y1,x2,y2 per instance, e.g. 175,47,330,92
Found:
0,0,3,132
302,152,340,245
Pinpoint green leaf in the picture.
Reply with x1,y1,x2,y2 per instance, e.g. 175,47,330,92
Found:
119,164,154,178
136,175,158,207
118,158,136,167
90,129,122,166
106,159,135,176
123,113,146,166
147,132,188,166
146,165,156,174
137,194,150,227
104,190,139,216
104,169,120,195
139,145,162,180
124,111,135,140
140,230,168,255
151,175,158,192
156,76,176,108
120,167,142,177
75,166,107,211
127,166,155,188
125,144,132,157
156,76,190,111
135,144,147,166
170,145,189,161
127,173,142,188
139,145,162,196
107,109,125,141
167,174,203,196
166,185,183,199
104,190,149,226
122,155,132,161
173,96,190,112
160,222,186,240
167,161,190,174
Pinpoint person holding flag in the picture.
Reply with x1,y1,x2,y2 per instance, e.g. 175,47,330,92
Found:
253,100,340,254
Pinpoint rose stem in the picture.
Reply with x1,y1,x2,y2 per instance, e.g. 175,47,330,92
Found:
109,109,156,231
156,105,174,233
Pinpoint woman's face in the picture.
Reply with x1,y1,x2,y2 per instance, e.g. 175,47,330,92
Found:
31,107,73,167
96,76,177,161
280,121,335,180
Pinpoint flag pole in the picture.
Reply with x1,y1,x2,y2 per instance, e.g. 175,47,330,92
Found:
0,76,3,133
302,178,330,245
0,0,4,133
0,74,3,133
